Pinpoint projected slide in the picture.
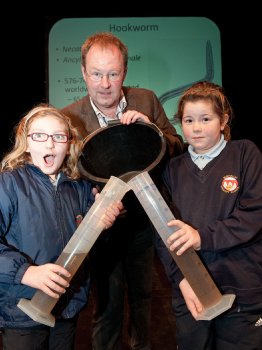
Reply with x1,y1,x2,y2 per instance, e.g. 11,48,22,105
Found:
48,17,221,135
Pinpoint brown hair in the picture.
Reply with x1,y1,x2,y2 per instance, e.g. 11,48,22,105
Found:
81,32,128,70
176,81,233,140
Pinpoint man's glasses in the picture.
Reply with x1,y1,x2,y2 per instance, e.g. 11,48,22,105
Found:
27,133,69,143
86,71,123,82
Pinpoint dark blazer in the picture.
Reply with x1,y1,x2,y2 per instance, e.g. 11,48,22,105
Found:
62,87,184,227
62,87,183,157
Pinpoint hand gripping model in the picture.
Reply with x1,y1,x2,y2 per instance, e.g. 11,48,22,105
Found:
18,172,235,326
128,171,235,321
17,176,129,327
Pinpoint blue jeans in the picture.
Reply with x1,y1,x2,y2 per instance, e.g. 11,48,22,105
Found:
90,214,154,350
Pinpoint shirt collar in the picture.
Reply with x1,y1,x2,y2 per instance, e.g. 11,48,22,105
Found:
188,134,227,161
90,92,127,127
188,135,227,169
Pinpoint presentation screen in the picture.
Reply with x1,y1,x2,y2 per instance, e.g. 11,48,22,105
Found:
48,17,221,136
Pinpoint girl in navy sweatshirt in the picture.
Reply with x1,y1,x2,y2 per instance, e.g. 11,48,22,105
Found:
161,81,262,350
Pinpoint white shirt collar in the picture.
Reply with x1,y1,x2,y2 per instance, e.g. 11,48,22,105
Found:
90,92,127,128
188,134,227,169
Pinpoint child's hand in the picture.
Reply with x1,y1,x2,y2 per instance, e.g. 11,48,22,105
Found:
102,201,124,230
179,278,203,319
21,264,71,298
93,186,124,229
92,185,101,198
166,219,201,255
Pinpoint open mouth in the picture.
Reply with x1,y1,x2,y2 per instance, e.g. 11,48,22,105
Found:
44,154,55,166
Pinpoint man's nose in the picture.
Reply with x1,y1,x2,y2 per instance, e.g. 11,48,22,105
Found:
100,75,111,87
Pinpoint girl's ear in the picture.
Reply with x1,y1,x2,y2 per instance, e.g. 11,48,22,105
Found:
221,114,229,131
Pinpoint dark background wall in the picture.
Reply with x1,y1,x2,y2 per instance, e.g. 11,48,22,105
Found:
1,14,260,158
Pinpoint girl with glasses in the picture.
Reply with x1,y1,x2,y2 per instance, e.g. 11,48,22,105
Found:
0,104,122,350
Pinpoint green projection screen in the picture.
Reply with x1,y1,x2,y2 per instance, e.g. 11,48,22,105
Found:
48,17,221,136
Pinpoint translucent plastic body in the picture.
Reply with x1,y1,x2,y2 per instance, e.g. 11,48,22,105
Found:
128,172,235,320
18,176,129,327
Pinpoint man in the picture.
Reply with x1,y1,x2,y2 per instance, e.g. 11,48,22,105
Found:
62,32,183,350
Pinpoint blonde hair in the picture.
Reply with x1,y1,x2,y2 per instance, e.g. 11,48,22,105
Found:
1,104,83,179
176,81,233,140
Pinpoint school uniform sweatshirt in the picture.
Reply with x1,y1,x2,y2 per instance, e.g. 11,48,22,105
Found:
162,139,262,304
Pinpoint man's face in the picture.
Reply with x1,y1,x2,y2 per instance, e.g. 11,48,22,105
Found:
81,44,126,113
